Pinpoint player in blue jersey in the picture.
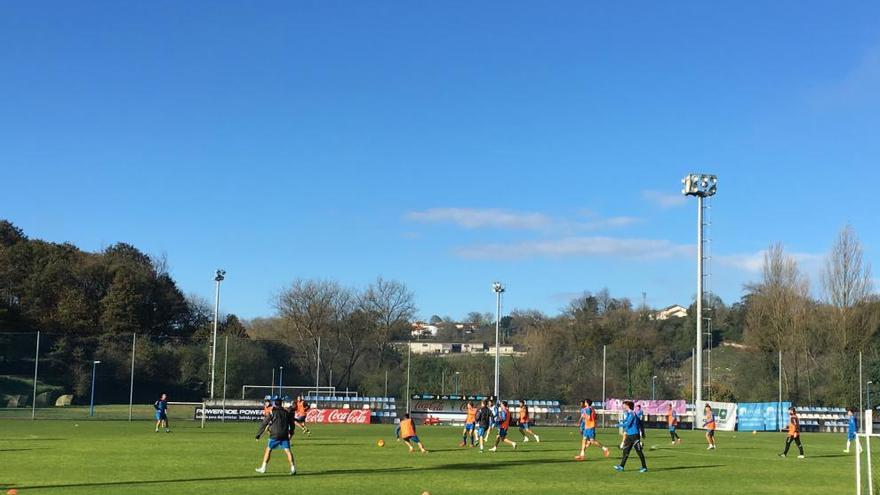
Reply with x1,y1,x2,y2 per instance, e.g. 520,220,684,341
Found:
845,408,861,454
154,393,170,433
614,400,647,473
635,404,646,439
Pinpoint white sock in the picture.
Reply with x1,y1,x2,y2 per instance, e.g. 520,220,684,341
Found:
260,462,267,469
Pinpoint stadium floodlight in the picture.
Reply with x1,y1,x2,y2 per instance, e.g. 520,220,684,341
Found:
652,375,658,401
89,360,101,417
681,173,717,405
492,282,505,400
210,269,226,399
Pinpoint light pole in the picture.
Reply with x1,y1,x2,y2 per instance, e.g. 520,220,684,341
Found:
682,173,717,405
652,375,658,401
279,366,284,398
455,371,461,396
441,369,445,395
492,282,505,400
210,269,226,399
869,381,874,411
89,360,101,417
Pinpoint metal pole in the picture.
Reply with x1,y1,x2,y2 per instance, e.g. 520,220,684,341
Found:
778,350,782,431
128,333,136,421
494,288,501,399
316,337,321,394
271,368,275,396
406,344,411,413
32,331,40,420
442,369,445,395
868,382,873,411
385,370,389,398
89,361,99,417
696,195,703,404
602,345,606,429
860,351,864,431
652,376,656,400
279,366,284,398
222,335,228,422
211,276,222,399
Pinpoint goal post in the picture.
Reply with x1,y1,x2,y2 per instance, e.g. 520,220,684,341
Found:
240,384,338,400
856,409,879,495
168,401,206,429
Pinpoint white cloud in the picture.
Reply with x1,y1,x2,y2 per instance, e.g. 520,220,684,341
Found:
716,251,825,273
808,45,880,108
404,208,639,232
641,190,688,208
455,236,693,260
405,208,553,230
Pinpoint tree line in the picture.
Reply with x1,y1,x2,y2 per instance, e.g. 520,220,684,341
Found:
1,219,878,408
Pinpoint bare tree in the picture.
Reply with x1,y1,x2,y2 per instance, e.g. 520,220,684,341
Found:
821,225,875,350
360,277,416,367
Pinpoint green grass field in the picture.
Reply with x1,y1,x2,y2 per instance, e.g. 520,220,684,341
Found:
0,417,857,494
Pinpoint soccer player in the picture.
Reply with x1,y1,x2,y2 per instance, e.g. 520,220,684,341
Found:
154,393,170,433
845,408,861,453
779,406,805,459
399,414,428,453
484,399,499,440
461,401,477,447
575,399,610,460
291,396,312,437
703,404,717,450
613,400,647,473
255,398,297,475
489,400,517,452
667,403,681,445
475,399,492,452
262,398,273,418
635,404,646,439
518,400,540,443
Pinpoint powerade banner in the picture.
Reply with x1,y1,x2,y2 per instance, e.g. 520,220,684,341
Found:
696,400,737,431
603,399,687,415
737,402,790,431
195,406,264,421
195,407,371,424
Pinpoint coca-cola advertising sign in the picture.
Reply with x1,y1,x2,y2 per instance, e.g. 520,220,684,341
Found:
306,408,371,424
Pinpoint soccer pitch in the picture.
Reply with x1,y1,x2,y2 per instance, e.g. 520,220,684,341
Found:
1,419,854,494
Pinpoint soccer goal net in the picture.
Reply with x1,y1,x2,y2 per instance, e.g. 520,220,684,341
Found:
856,410,880,494
168,401,206,429
240,385,342,400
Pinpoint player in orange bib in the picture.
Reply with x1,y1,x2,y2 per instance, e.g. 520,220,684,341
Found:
703,404,717,450
779,406,804,459
489,401,517,452
667,403,681,445
399,414,428,453
460,401,477,447
575,399,610,460
517,400,540,443
290,396,312,437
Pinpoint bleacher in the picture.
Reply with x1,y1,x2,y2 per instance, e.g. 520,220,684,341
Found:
510,400,563,417
797,406,849,433
307,396,398,421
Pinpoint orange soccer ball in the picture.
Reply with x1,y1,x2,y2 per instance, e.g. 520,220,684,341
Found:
377,439,386,447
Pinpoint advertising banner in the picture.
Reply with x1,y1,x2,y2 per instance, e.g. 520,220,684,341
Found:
603,399,687,415
696,400,737,431
736,402,790,431
305,408,371,424
195,407,371,424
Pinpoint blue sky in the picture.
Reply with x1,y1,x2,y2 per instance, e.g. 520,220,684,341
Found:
2,1,878,320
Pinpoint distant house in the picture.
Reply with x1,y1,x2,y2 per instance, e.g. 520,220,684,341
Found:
410,322,439,338
653,304,688,320
394,342,522,357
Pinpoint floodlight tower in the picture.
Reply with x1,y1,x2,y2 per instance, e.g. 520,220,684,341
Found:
682,173,717,405
210,269,226,399
492,282,505,400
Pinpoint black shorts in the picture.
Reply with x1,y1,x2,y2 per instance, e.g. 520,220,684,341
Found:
623,434,642,450
707,430,715,437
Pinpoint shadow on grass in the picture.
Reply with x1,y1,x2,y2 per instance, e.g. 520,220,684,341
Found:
5,458,585,489
649,464,724,472
0,438,68,441
0,448,34,452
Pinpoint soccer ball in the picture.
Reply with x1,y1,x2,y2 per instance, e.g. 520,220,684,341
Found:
377,439,385,447
753,431,757,436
